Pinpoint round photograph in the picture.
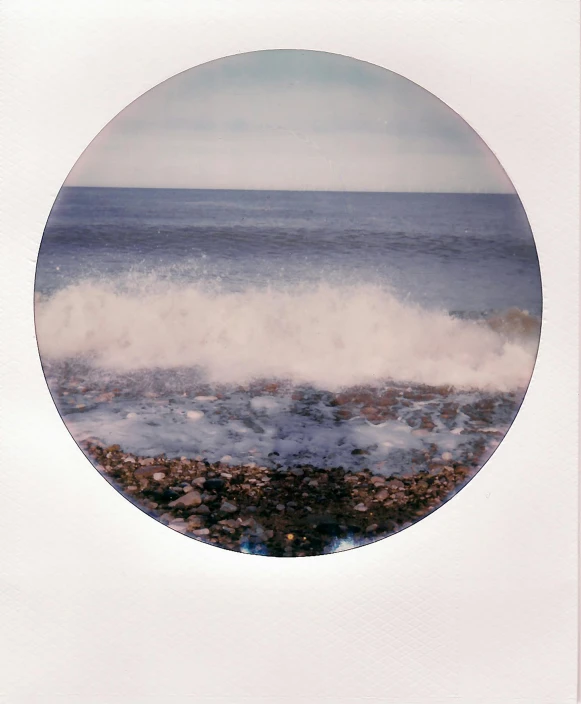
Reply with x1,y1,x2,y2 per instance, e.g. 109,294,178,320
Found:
35,50,542,556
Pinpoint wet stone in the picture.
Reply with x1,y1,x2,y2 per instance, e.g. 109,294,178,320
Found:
204,478,225,491
219,501,238,514
168,491,202,508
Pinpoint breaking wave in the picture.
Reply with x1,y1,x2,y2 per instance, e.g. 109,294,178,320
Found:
35,278,539,392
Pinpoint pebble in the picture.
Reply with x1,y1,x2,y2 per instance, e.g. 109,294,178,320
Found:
195,504,210,514
186,410,204,421
276,504,285,511
192,477,206,487
194,396,218,402
193,528,210,536
219,501,238,514
220,455,233,463
354,503,368,512
441,452,453,461
134,465,167,478
205,478,225,490
290,468,304,477
126,412,137,419
152,472,165,481
168,491,202,508
168,522,187,534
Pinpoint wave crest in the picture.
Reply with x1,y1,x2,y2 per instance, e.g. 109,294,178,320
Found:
35,279,538,391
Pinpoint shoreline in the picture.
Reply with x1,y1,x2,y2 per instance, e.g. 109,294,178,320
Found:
85,441,482,556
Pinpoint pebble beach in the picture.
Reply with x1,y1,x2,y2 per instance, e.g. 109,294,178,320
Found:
86,440,481,557
74,379,515,556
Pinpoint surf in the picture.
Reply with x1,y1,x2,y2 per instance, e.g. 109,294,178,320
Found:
35,277,539,392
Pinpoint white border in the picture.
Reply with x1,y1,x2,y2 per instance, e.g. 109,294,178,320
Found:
0,2,578,702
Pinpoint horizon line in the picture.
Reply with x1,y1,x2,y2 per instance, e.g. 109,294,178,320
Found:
62,185,514,196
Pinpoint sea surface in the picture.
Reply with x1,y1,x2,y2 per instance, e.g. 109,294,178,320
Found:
35,187,542,473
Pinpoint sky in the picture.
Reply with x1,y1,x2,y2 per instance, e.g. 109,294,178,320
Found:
65,50,514,193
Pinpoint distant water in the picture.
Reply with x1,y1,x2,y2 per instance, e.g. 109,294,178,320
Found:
35,187,542,469
36,187,541,314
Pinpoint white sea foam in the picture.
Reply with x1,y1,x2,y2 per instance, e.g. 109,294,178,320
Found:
35,278,538,391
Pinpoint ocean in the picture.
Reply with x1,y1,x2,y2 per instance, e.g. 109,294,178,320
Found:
35,187,542,474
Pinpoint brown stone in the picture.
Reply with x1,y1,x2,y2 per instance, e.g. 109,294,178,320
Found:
134,465,168,478
169,491,202,508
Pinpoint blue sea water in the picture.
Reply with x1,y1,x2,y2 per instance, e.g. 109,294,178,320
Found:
36,187,541,316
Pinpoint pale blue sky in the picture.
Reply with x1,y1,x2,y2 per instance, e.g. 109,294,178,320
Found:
66,50,513,193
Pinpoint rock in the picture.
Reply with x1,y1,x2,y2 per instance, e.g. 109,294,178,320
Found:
187,516,205,529
204,478,225,491
138,457,156,466
192,477,206,487
168,491,202,508
351,448,368,456
387,479,404,490
168,521,188,534
441,452,453,461
186,410,204,421
159,488,180,502
365,524,379,533
219,501,238,514
134,465,167,478
354,503,368,512
194,504,210,514
152,472,165,481
276,504,286,511
376,489,389,501
370,476,386,486
194,396,218,402
220,455,233,463
290,467,304,477
192,528,210,536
